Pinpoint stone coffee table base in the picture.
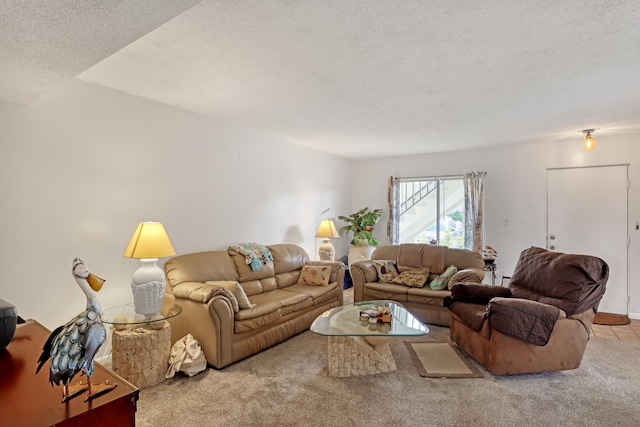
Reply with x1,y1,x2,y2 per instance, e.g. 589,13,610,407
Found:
327,335,396,378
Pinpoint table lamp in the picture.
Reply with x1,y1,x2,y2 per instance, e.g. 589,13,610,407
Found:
123,222,176,317
316,219,339,260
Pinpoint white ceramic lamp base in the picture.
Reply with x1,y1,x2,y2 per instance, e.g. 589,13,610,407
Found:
131,258,166,318
318,239,335,261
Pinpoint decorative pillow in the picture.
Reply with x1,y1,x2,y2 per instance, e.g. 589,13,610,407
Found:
391,268,431,288
297,265,332,286
430,265,458,290
205,280,255,310
447,269,482,290
373,260,399,283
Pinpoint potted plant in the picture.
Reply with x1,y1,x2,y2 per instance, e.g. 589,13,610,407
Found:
338,207,383,246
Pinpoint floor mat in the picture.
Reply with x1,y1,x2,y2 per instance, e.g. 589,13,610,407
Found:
594,312,631,325
405,342,483,378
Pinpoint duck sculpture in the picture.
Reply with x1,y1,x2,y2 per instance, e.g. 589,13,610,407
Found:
36,258,117,402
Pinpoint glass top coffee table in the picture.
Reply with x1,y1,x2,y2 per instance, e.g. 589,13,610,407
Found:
311,300,429,378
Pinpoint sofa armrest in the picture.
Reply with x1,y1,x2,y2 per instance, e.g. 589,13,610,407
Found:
350,260,378,280
449,283,512,304
171,281,239,312
488,297,563,346
450,267,485,284
350,260,379,302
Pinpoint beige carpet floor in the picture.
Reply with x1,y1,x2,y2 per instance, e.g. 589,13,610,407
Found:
136,323,640,427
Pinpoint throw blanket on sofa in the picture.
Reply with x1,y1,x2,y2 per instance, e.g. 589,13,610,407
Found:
397,243,447,274
228,243,273,271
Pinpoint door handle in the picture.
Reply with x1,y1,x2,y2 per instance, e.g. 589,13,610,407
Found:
549,235,556,240
549,245,556,250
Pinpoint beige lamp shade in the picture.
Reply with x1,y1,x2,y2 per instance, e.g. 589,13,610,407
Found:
315,220,339,239
123,222,176,259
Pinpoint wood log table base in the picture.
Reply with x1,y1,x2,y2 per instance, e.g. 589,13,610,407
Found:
327,335,396,378
111,321,171,389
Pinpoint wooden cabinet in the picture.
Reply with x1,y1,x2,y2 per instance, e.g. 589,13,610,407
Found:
0,320,139,427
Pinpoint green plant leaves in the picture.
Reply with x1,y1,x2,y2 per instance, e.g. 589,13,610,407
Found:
338,207,382,245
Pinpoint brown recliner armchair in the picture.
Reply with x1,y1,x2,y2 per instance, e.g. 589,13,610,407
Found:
448,247,608,375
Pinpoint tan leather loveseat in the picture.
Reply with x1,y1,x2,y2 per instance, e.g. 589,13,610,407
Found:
350,244,484,326
164,244,344,368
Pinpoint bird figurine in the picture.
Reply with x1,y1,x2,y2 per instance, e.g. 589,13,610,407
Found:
36,258,117,402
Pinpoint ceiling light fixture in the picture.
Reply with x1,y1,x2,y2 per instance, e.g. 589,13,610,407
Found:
582,129,595,151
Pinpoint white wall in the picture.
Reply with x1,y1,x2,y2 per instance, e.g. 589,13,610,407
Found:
351,135,640,319
3,78,636,331
0,80,351,330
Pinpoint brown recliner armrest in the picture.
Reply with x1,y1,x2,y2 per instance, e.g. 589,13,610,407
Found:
448,283,512,305
488,297,563,346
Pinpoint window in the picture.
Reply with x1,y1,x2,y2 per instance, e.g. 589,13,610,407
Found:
390,176,466,248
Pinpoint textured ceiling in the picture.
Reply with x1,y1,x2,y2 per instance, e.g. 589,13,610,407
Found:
4,1,640,159
0,0,201,103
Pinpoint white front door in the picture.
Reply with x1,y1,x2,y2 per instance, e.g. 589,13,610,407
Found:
547,165,628,315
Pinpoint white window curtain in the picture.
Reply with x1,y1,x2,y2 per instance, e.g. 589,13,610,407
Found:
463,171,486,252
387,176,400,244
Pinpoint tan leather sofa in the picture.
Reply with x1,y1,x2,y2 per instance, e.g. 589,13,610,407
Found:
448,247,608,375
350,244,484,326
163,244,344,369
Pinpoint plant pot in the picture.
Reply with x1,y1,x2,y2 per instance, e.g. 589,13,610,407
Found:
348,243,376,268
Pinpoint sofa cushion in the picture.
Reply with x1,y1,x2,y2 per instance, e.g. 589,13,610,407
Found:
392,268,431,288
430,265,458,290
274,271,300,289
234,289,315,333
364,282,409,301
445,247,485,270
268,244,310,274
406,287,450,306
283,282,340,304
252,289,313,316
297,265,332,286
240,280,264,296
260,276,278,292
397,244,447,274
373,260,399,283
165,251,239,288
447,268,482,289
235,309,282,333
229,250,276,283
205,281,255,310
236,295,280,319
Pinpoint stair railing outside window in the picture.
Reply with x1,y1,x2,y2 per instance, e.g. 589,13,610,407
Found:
388,172,485,251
